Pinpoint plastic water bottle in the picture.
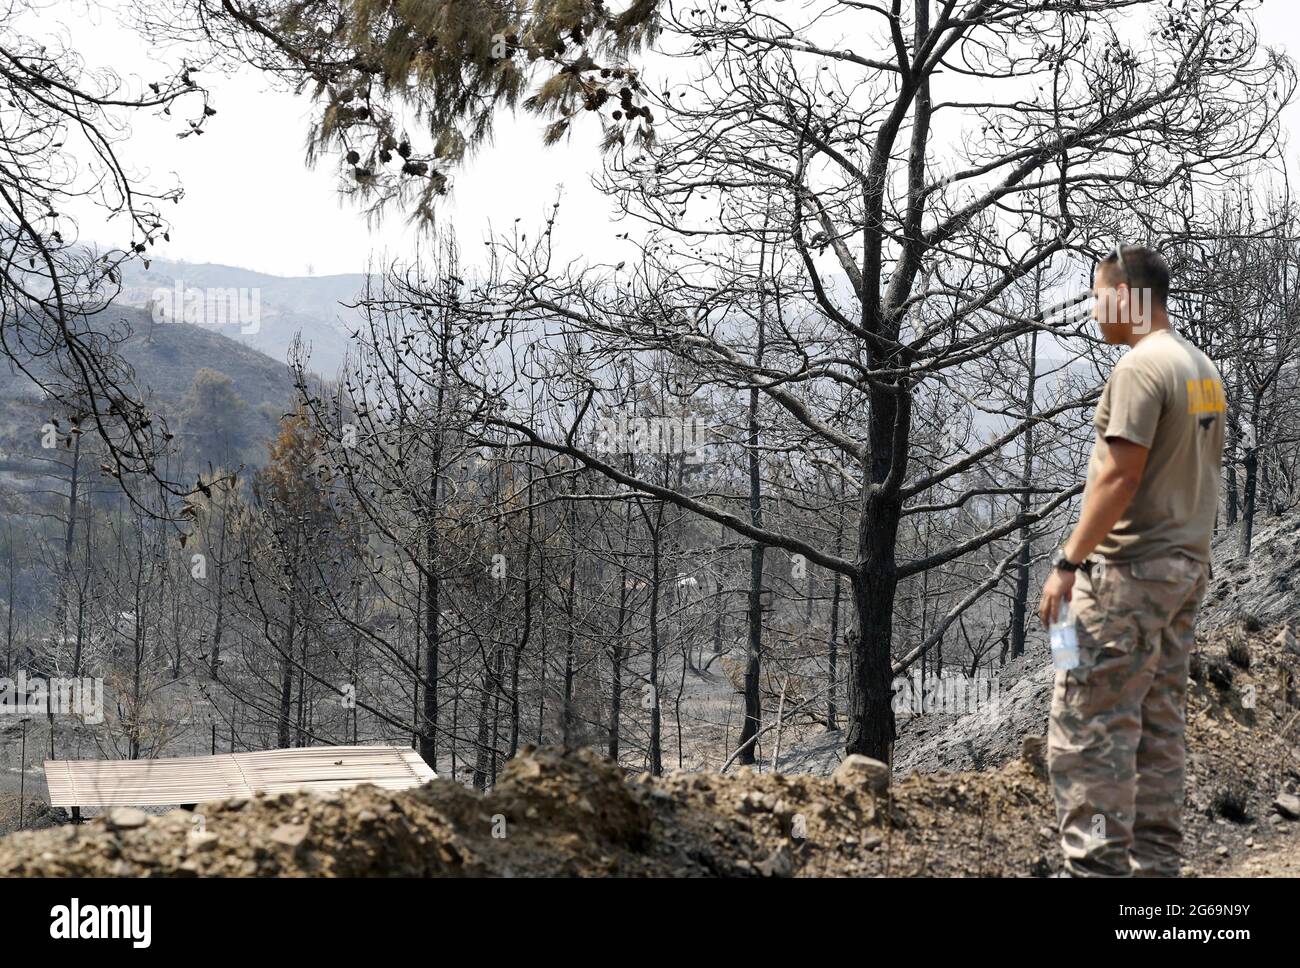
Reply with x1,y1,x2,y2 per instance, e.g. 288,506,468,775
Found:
1049,600,1079,672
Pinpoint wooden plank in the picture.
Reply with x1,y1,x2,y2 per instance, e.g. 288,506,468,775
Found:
43,745,436,808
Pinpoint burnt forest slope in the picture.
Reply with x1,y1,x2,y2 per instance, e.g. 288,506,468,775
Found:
1,619,1296,877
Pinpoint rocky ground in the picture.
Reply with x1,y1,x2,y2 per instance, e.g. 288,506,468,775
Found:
0,619,1296,877
1200,512,1300,632
0,794,66,837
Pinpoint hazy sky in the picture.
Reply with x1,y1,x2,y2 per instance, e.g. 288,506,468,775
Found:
48,0,1300,278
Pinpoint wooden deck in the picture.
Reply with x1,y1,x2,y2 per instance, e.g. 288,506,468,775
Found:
44,745,436,808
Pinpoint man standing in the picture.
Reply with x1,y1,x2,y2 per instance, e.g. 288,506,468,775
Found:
1038,244,1225,877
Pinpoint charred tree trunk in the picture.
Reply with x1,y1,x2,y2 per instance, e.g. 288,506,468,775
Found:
277,597,295,749
827,573,841,731
562,552,577,747
740,537,764,765
648,512,664,776
609,553,628,761
1009,326,1039,659
209,500,228,679
472,661,495,791
845,376,910,763
738,285,767,765
1226,461,1239,527
60,431,82,674
1241,441,1258,557
418,478,441,771
490,644,504,785
847,549,899,762
510,460,536,758
4,520,15,678
841,0,926,766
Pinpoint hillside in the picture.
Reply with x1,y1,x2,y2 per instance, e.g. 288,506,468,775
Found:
891,511,1300,777
114,307,298,409
0,305,297,481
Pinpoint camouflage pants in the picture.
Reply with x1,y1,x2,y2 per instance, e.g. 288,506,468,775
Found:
1047,553,1209,878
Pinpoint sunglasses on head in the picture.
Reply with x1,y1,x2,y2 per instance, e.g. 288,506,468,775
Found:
1104,240,1131,284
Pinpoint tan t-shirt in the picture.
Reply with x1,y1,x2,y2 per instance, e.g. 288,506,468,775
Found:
1084,329,1225,563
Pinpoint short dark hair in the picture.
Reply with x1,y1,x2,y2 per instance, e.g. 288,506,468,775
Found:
1096,244,1170,305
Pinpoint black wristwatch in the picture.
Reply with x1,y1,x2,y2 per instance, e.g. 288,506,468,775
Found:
1053,550,1081,573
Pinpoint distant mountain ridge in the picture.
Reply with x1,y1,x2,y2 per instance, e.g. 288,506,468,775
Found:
116,257,368,375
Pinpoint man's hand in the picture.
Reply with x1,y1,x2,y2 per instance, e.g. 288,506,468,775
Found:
1039,567,1076,628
